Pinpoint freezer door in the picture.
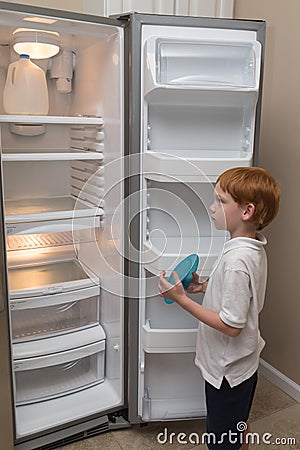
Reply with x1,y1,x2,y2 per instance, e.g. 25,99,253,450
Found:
123,13,265,423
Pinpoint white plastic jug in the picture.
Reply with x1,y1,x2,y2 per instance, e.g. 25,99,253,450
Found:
3,54,49,115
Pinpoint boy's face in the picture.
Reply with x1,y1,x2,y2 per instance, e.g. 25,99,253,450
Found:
210,183,245,235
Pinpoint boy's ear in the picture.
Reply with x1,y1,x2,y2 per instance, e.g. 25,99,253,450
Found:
242,203,255,221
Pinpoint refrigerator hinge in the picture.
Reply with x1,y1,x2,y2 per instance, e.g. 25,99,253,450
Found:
108,412,131,431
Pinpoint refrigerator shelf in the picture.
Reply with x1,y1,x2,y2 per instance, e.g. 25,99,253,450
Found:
143,236,225,277
6,232,74,251
8,258,96,298
2,151,104,161
5,196,103,235
144,151,252,182
13,324,105,360
15,381,122,438
142,321,197,353
0,115,103,125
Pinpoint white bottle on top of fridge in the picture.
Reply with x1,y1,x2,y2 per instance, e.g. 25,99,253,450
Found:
3,53,49,115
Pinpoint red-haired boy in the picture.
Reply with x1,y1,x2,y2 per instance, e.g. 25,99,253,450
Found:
159,167,280,450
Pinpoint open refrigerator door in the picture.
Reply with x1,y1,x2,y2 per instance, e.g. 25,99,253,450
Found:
134,16,264,423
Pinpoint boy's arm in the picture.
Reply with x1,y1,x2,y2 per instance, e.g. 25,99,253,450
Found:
158,271,241,337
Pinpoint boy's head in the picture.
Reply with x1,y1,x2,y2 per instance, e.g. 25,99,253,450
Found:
216,167,280,230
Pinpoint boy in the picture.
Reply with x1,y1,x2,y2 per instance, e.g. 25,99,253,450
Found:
158,167,280,450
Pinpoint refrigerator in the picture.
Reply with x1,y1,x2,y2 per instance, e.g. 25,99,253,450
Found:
0,2,265,449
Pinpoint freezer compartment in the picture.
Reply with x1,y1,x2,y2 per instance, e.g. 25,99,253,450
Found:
10,285,100,342
142,353,205,421
156,39,261,89
14,339,105,405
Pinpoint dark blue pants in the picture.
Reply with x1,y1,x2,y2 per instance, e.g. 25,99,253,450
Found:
205,372,258,449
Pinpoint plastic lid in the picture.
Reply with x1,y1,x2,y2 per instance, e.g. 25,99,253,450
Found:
20,54,30,59
164,254,199,304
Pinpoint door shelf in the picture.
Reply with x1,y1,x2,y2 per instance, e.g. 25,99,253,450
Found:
142,352,206,420
143,236,225,277
142,397,206,421
144,37,261,96
144,151,252,182
0,115,103,125
143,321,197,353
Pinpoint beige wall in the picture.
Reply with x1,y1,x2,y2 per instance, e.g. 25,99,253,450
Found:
0,0,84,12
0,0,104,15
235,0,300,385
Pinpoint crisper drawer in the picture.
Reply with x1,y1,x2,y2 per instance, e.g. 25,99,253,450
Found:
14,340,105,405
10,285,100,341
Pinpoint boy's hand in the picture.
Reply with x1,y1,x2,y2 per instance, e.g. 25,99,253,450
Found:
186,272,208,294
158,271,185,303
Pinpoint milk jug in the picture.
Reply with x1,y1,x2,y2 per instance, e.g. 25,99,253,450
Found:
3,54,49,115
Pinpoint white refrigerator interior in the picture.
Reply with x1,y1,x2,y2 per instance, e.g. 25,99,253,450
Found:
138,24,261,420
0,8,124,438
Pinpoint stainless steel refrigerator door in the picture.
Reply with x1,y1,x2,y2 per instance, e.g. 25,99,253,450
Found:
123,12,265,424
0,156,14,449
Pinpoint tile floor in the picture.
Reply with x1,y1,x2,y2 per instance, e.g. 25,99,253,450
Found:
56,375,299,450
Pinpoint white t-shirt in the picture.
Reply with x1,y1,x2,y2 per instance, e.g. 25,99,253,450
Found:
195,232,267,389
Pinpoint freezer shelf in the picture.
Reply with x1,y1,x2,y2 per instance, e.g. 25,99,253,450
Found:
144,151,252,182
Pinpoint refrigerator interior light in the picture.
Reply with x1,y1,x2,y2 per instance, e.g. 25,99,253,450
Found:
12,28,60,59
